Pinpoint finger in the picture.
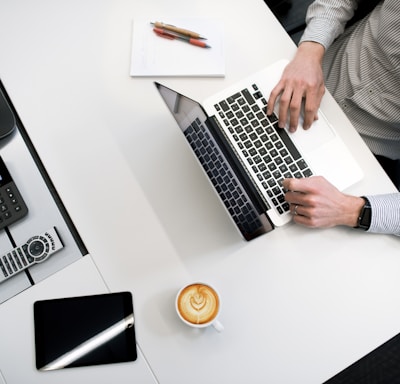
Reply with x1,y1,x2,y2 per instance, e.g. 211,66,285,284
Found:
290,204,315,227
277,88,293,129
288,92,303,132
303,97,318,130
290,203,303,216
303,109,316,130
285,191,307,206
267,85,282,116
282,177,306,193
282,178,292,191
292,214,312,227
303,86,325,129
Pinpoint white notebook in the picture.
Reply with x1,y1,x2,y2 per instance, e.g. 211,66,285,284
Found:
130,18,225,77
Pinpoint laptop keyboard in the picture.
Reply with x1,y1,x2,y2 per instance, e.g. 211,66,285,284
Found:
185,119,264,235
214,84,313,215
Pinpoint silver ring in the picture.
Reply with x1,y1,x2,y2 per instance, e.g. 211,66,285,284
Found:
294,205,299,215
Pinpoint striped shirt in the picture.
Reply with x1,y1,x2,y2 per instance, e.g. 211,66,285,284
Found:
300,0,400,235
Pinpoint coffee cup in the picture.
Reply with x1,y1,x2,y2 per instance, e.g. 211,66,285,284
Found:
175,282,224,332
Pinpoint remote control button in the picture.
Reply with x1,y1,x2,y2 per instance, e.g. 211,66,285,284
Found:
12,251,22,269
17,248,27,266
22,244,34,264
0,260,8,277
28,239,46,257
8,253,17,272
3,256,12,274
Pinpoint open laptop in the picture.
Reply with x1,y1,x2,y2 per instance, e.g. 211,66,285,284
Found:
155,59,363,240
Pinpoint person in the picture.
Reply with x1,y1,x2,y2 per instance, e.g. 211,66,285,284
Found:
267,0,400,236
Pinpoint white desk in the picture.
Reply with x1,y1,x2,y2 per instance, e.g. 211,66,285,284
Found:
0,0,399,383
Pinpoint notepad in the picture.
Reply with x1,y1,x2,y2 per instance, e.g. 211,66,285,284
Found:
130,18,225,77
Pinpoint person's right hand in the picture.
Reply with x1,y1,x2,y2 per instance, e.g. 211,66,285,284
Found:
282,176,365,229
267,42,326,132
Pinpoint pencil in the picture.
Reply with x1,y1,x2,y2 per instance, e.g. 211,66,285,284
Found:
151,21,207,40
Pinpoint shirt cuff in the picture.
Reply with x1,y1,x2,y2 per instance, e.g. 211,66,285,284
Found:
299,18,344,49
365,194,400,236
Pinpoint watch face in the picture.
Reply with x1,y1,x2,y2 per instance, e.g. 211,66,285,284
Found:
358,198,371,230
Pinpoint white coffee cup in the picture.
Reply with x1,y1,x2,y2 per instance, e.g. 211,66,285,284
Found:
175,282,224,332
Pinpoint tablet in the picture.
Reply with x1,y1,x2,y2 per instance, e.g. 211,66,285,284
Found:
34,291,137,371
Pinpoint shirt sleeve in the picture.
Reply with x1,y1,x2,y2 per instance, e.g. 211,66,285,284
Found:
365,193,400,236
299,0,360,49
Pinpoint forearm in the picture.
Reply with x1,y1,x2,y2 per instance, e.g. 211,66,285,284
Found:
295,41,325,66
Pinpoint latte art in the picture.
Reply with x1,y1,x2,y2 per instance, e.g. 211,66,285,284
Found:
177,284,219,325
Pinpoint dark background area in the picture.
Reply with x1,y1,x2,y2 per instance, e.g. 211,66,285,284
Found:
264,0,312,44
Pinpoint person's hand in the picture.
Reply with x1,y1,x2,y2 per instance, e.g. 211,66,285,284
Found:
267,42,326,132
282,176,365,228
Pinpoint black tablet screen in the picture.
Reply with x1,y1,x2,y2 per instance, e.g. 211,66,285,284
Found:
34,291,137,371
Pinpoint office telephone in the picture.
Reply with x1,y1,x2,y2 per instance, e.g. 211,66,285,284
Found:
0,156,28,229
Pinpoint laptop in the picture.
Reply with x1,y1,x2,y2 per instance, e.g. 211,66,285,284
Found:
155,59,363,240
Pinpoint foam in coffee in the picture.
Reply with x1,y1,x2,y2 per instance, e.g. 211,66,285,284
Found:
177,283,219,325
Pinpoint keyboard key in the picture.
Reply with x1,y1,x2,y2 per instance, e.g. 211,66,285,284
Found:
242,89,256,105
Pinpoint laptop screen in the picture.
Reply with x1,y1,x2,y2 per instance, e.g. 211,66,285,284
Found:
155,81,208,133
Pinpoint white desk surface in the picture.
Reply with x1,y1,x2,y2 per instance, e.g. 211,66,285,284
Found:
0,0,399,383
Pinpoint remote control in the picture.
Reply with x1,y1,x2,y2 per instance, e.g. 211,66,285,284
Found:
0,227,63,283
0,156,29,229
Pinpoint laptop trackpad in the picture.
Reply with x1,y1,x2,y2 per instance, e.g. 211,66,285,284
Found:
289,114,336,154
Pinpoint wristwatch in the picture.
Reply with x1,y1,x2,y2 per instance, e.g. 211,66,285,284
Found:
355,196,372,230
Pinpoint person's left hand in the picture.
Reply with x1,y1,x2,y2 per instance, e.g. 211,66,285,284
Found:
282,176,365,228
267,42,326,132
